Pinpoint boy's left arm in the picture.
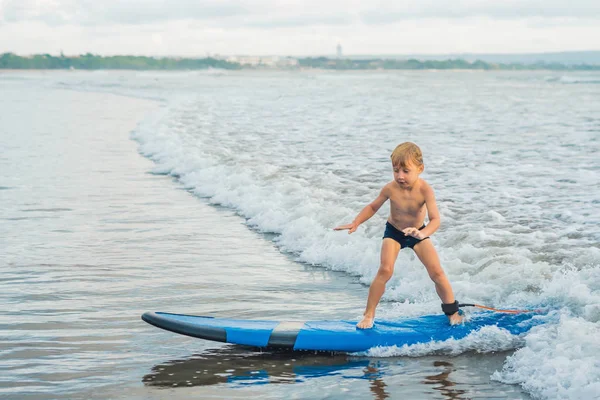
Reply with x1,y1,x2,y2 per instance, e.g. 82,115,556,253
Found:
419,185,440,237
403,184,440,239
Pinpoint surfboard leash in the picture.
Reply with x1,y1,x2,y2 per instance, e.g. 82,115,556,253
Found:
458,303,543,314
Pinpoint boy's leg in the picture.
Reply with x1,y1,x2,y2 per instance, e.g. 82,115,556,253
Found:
412,239,463,324
357,238,401,329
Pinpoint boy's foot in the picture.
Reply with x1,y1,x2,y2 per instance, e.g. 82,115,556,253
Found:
448,312,463,325
357,315,374,329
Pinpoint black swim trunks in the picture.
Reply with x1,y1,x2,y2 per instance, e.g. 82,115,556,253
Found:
383,222,430,249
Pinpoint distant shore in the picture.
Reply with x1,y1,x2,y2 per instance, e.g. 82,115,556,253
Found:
2,52,600,71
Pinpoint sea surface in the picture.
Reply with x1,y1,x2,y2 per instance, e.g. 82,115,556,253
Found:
1,69,599,399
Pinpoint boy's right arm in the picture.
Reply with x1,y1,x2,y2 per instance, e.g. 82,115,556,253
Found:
334,186,389,233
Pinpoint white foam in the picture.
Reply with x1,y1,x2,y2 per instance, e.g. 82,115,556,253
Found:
558,75,600,84
361,324,525,358
492,313,600,399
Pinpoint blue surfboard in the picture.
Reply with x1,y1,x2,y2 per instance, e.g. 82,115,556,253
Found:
142,311,542,352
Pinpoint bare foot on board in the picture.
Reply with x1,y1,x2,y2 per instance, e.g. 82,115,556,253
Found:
357,315,374,329
448,312,464,325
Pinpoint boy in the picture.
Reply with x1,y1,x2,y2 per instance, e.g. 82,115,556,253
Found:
334,142,462,329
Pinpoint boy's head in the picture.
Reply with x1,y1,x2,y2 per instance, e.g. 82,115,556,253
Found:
390,142,423,169
390,142,424,186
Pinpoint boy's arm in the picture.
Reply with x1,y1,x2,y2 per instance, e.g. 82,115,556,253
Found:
334,186,389,233
419,184,440,237
354,187,389,225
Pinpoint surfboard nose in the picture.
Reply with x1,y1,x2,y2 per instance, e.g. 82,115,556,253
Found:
141,311,158,325
141,311,228,343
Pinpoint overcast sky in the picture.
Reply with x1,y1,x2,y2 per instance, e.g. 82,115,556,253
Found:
1,0,599,56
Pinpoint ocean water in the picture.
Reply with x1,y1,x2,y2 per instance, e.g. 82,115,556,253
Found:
1,69,599,399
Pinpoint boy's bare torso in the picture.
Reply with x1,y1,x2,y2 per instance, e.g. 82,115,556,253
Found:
385,178,427,230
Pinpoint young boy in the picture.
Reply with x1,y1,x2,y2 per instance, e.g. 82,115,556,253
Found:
334,142,462,329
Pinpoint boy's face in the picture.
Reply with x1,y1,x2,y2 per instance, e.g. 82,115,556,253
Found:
393,161,423,187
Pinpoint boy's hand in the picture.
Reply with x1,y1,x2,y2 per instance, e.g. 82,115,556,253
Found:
334,222,359,234
402,227,424,239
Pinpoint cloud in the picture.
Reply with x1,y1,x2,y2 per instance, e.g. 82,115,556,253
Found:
0,0,253,26
1,0,599,56
1,0,599,28
359,1,600,24
2,15,599,57
242,13,353,29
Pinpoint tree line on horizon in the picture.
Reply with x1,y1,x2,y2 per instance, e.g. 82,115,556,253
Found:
1,52,599,71
0,53,241,70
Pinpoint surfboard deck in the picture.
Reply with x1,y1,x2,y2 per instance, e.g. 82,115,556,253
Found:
142,311,542,352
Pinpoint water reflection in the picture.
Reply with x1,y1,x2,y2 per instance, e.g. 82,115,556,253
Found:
144,346,362,386
143,346,393,398
144,347,493,400
364,364,389,400
422,361,467,400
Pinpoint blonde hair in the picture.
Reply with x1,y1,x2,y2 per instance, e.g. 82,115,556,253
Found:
390,142,423,167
